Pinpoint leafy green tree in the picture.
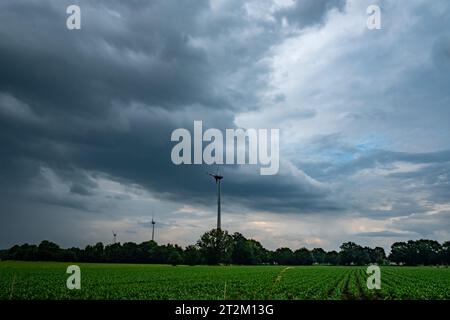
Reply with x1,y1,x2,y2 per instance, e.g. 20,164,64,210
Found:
415,239,441,265
231,233,265,265
121,242,145,262
2,234,447,266
325,250,339,265
372,247,387,264
247,239,266,264
442,241,450,265
265,250,275,265
104,243,123,262
389,242,409,265
66,247,82,261
311,248,326,264
0,249,6,260
168,251,183,266
339,242,369,265
184,245,202,265
84,242,104,262
6,244,38,261
37,240,61,261
274,247,294,265
390,240,442,265
139,240,158,263
232,232,253,264
294,248,313,265
197,229,233,264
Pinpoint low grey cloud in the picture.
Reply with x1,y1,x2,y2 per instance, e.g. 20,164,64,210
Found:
275,0,346,28
356,231,415,238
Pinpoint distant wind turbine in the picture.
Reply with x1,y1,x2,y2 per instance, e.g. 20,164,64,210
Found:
151,215,156,242
208,168,223,230
112,230,117,244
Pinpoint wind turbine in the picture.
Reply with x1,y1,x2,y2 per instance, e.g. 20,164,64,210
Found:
151,215,156,242
112,230,117,244
208,168,223,230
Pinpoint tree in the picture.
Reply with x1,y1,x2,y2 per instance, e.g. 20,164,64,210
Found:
84,242,104,262
389,242,409,265
372,247,387,264
231,233,265,265
311,248,326,264
414,239,441,265
168,251,183,266
339,242,369,265
37,240,61,261
247,239,266,264
441,241,450,265
265,250,275,265
139,240,159,263
389,240,442,265
6,244,38,261
184,245,202,265
197,229,233,264
66,247,82,262
122,242,143,263
2,235,448,266
232,233,253,264
294,248,313,265
325,250,339,265
104,243,123,262
274,248,294,265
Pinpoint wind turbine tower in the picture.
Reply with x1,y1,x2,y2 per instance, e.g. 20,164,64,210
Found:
151,216,156,242
208,169,224,230
112,230,117,244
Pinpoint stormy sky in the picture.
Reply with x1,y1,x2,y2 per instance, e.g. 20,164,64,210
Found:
1,0,449,251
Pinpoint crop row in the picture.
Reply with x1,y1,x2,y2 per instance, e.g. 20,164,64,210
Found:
1,262,449,300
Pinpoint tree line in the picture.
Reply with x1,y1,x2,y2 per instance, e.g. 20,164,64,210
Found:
1,229,449,266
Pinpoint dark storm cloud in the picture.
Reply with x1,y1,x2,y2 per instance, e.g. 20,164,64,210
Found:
1,0,449,249
69,180,97,197
0,0,342,235
0,0,225,113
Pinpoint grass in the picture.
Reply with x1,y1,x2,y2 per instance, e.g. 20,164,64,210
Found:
0,261,449,300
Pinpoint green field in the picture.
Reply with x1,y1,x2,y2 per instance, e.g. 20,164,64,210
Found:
1,261,449,300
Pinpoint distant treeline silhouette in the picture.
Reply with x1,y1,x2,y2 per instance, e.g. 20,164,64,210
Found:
1,229,449,266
